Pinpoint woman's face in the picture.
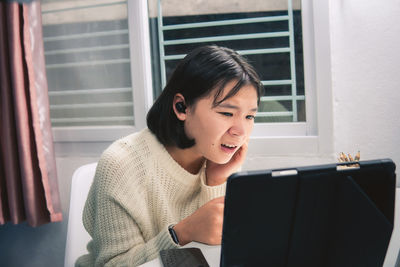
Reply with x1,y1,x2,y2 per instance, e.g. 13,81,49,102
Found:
183,80,258,164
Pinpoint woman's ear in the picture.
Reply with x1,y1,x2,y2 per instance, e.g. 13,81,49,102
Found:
172,93,187,121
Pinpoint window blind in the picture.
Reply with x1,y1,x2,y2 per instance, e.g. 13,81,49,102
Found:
42,0,134,127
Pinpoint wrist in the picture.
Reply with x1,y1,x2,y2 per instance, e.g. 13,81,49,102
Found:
173,220,191,246
205,170,226,186
206,177,225,186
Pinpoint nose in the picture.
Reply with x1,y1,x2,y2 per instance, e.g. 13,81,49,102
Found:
229,118,246,137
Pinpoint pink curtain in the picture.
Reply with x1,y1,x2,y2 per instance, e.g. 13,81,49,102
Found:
0,1,62,227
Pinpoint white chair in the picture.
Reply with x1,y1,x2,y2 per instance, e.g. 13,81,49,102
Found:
64,162,97,267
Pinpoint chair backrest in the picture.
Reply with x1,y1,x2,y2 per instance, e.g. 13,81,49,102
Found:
64,162,97,267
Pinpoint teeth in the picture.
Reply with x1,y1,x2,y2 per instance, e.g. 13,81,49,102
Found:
222,144,236,148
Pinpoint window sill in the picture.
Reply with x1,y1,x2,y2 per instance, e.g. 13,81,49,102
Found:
52,126,140,157
248,135,331,157
52,126,138,143
53,126,332,158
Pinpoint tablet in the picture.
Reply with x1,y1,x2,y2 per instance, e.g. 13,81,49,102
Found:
220,159,396,267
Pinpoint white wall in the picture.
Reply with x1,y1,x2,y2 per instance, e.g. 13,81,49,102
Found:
330,0,400,176
246,0,400,185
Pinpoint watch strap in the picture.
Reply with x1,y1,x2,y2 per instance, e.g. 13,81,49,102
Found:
168,224,180,245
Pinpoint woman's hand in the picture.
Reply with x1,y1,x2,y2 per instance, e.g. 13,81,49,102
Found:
173,196,225,245
205,140,249,186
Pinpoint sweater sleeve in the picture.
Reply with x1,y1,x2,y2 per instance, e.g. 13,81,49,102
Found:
90,192,177,267
77,150,178,267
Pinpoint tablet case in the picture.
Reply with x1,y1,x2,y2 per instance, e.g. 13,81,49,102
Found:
220,159,396,267
160,247,209,267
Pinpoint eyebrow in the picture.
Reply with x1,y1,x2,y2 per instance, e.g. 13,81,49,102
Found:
217,103,258,112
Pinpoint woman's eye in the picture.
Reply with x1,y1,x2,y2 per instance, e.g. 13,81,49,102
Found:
246,115,255,120
219,112,233,117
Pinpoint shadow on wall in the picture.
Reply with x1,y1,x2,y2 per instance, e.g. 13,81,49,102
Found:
0,219,67,266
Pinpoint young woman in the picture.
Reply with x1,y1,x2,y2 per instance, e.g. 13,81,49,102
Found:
76,45,263,267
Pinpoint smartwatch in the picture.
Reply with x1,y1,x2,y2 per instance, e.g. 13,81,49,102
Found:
168,224,180,245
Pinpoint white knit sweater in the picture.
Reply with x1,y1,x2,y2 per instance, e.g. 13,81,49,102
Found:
75,128,226,267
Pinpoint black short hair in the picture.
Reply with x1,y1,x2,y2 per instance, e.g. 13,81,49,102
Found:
147,45,263,149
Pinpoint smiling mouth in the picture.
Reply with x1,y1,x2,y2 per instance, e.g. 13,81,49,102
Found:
221,143,237,148
221,144,238,153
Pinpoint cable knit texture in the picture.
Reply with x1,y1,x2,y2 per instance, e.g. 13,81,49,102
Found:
75,128,226,267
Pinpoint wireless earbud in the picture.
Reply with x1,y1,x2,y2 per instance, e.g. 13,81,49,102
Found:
175,102,186,113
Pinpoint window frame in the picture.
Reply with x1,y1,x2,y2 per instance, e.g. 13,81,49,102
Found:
249,0,333,156
53,0,333,158
52,0,153,144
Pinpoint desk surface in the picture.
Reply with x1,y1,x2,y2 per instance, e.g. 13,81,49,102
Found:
139,242,221,267
140,188,400,267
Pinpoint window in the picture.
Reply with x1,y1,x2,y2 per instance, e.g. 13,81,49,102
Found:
41,0,152,143
148,0,313,138
148,0,333,156
42,0,333,157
